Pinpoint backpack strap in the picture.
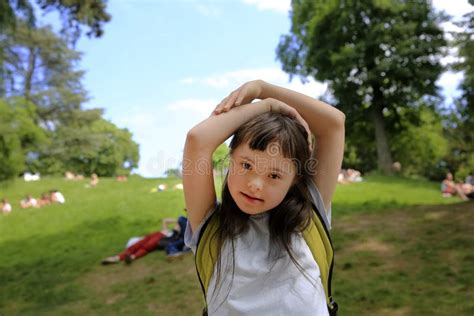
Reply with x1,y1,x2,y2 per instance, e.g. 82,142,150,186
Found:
303,203,338,315
194,211,220,315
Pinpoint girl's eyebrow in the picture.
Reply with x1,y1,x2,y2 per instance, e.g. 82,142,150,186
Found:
238,155,286,175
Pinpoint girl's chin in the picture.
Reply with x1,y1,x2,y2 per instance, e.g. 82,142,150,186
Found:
235,201,270,215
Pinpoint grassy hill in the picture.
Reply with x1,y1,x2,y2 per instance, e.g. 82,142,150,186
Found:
0,175,472,315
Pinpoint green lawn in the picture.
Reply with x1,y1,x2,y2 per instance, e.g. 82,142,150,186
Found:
0,175,472,315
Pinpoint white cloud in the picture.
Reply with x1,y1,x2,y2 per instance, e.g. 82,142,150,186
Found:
432,0,473,19
241,0,290,13
181,67,328,98
166,98,218,115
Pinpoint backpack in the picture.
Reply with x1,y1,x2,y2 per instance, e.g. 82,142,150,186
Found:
194,203,338,316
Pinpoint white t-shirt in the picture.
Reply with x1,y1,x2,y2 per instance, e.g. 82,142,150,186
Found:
54,192,65,204
2,203,12,213
185,180,331,316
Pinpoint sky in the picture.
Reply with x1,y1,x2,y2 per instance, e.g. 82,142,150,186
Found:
59,0,474,178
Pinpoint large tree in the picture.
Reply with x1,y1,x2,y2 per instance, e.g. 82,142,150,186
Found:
277,0,446,172
445,2,474,179
36,109,139,176
0,0,110,41
0,21,87,124
0,12,140,179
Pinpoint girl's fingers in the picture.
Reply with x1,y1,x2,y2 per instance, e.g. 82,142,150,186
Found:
213,97,228,115
212,83,255,116
222,92,239,112
213,90,243,115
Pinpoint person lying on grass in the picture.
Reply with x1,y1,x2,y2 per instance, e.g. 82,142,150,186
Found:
1,198,12,214
20,194,39,209
101,215,189,265
441,172,469,201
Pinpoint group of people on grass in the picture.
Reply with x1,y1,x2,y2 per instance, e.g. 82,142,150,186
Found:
65,171,100,188
1,190,65,214
442,172,474,201
337,168,363,184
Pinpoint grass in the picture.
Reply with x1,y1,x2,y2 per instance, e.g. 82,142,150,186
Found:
0,175,472,315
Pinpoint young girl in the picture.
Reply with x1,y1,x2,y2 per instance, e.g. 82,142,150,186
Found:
183,80,345,315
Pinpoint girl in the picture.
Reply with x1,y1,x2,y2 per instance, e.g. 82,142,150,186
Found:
183,80,345,315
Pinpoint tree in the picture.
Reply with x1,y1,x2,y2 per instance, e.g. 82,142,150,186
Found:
0,22,88,124
445,2,474,179
277,0,446,172
392,106,448,179
165,168,182,178
0,97,47,180
1,0,110,97
0,0,110,41
37,113,139,176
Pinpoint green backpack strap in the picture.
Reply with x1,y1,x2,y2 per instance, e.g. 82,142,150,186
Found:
303,202,338,315
195,211,220,315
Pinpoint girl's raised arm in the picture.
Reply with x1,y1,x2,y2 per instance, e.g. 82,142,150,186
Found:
183,99,295,231
265,85,345,212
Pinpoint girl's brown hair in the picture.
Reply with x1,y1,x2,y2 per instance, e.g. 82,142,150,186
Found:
209,111,316,300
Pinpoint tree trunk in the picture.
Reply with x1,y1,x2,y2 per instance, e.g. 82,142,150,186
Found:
371,96,393,173
24,46,36,100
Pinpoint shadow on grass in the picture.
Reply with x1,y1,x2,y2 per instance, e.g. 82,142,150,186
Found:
0,217,201,315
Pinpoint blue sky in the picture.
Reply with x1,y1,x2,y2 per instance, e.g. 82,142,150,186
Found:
63,0,473,177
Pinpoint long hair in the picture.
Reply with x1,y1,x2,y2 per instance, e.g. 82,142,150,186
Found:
209,111,316,301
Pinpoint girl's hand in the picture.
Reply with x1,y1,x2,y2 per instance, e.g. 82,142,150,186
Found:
263,98,313,150
212,80,265,115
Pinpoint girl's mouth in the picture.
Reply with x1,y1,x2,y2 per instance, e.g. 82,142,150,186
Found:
241,192,264,203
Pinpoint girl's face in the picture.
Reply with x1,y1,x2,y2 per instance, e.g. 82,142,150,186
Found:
227,142,297,215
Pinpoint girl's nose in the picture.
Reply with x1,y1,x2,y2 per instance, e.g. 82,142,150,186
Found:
248,177,263,192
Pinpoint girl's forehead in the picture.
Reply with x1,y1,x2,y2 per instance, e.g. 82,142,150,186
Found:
232,143,295,173
233,142,283,157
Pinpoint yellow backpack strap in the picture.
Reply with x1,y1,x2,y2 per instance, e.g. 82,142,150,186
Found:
194,211,220,315
302,203,338,315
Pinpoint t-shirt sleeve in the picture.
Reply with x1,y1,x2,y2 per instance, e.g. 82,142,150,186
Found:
184,203,218,253
307,179,332,230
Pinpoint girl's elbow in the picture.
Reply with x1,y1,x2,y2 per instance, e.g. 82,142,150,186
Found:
186,128,202,145
336,110,346,128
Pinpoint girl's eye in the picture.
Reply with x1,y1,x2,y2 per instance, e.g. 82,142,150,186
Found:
242,162,252,170
269,173,281,180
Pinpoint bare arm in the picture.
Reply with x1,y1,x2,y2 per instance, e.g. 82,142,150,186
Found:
162,218,177,231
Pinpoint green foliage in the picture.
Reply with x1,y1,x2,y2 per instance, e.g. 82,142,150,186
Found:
277,0,447,172
37,114,139,177
212,143,229,174
0,22,88,119
0,0,110,41
165,168,182,178
0,16,140,179
0,97,47,180
391,107,448,179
